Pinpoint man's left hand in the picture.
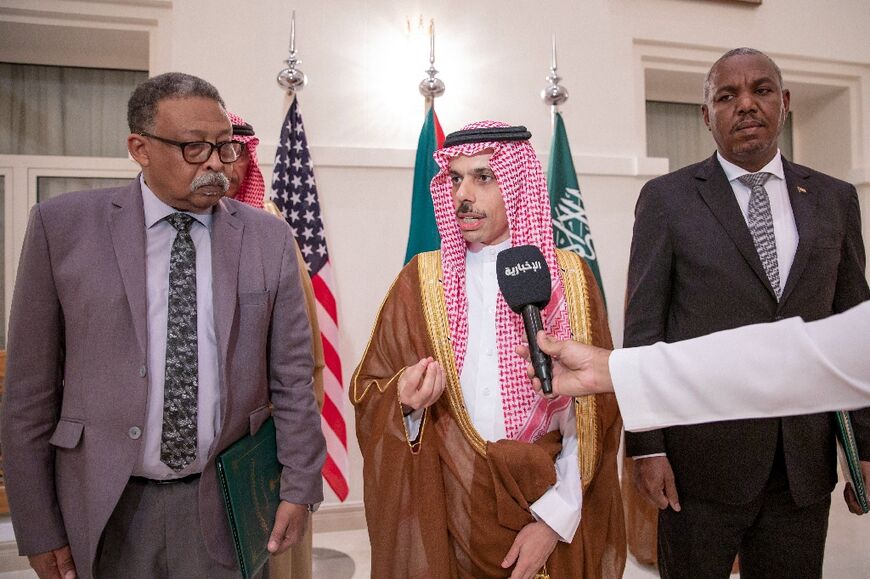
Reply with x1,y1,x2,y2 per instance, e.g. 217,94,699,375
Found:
844,460,870,515
267,501,310,554
500,521,559,579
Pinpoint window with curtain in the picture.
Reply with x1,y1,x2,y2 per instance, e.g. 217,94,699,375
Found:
0,63,147,157
0,63,146,347
646,101,793,172
37,177,132,202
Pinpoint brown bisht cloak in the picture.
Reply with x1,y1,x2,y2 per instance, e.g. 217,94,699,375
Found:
351,250,625,578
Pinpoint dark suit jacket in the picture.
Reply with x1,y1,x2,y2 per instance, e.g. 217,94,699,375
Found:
0,180,326,578
624,153,870,506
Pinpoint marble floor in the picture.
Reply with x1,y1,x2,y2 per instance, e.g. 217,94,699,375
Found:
2,482,868,578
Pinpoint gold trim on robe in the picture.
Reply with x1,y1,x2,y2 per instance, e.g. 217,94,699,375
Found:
416,249,602,490
417,250,488,456
555,249,601,493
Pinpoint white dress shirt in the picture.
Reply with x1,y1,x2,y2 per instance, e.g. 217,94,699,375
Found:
718,150,799,285
408,240,582,542
461,240,511,438
133,176,221,479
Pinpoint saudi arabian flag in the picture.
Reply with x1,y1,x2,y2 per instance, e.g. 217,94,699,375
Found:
404,105,445,264
547,111,606,305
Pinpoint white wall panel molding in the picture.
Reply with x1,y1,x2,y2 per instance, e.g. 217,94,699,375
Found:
636,38,870,184
0,0,167,27
256,145,669,178
0,0,169,71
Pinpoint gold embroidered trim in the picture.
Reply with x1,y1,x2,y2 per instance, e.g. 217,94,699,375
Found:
418,251,488,456
556,249,600,492
350,272,405,405
351,269,430,451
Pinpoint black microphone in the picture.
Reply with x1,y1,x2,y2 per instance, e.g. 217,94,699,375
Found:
496,245,554,395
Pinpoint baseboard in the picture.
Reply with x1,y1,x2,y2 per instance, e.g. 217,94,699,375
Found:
312,500,366,534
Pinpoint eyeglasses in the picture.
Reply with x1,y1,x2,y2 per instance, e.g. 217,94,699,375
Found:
139,131,243,164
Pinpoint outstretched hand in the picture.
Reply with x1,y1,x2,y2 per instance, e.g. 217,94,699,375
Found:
516,331,614,397
398,357,445,414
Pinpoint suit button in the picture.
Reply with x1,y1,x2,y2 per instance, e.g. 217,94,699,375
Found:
139,365,147,377
128,426,142,440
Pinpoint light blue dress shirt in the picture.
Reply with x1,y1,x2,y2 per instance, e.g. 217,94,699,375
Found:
133,176,221,479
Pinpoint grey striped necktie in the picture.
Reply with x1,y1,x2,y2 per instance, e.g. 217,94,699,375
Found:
161,212,198,471
738,172,781,300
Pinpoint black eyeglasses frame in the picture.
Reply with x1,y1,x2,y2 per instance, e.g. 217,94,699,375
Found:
138,131,242,164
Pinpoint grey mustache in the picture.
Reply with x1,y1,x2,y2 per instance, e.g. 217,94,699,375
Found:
190,172,229,193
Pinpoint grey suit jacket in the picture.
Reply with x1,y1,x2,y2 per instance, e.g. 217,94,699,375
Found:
623,154,870,505
1,179,326,578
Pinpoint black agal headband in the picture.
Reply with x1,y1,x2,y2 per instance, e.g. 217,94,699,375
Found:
442,125,532,148
231,121,255,137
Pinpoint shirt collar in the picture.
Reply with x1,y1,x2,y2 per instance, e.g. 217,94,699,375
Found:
717,150,785,183
466,238,512,265
140,174,213,230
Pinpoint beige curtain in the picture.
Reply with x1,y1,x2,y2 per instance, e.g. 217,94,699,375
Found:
646,101,793,172
0,63,145,157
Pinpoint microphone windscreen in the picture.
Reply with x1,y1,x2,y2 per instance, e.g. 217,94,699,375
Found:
496,245,552,313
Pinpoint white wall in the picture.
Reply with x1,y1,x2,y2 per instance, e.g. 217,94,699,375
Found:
2,0,870,511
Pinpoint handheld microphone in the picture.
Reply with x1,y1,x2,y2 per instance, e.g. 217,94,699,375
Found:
496,245,554,395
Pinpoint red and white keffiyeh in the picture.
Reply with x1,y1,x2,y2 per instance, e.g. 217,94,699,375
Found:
431,120,573,442
227,111,265,208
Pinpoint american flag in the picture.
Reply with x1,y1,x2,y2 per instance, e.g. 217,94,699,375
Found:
271,98,348,501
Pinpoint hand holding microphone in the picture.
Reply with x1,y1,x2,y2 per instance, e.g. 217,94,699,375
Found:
496,245,555,395
516,332,615,397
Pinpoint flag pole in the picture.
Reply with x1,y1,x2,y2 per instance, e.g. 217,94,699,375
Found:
418,19,445,112
542,37,607,306
404,18,446,263
277,10,307,98
541,34,568,129
272,12,352,503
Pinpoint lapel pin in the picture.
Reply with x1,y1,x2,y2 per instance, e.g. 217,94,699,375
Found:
797,186,807,193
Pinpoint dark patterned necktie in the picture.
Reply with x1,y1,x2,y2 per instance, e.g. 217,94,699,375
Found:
738,172,781,300
161,212,198,471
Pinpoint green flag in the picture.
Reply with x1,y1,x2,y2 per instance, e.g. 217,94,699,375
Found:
547,111,606,305
404,106,445,264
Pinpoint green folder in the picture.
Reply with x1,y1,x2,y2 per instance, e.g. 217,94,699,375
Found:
216,416,282,579
834,410,869,514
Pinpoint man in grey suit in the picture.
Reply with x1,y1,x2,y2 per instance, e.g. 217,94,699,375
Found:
1,72,326,579
624,48,870,577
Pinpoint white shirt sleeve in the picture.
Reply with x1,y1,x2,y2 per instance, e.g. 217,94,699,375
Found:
529,404,582,542
611,302,870,432
403,408,426,441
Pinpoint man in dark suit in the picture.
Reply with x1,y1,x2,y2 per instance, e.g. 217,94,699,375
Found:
624,48,870,578
1,73,326,579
